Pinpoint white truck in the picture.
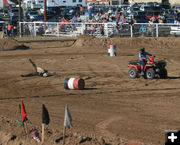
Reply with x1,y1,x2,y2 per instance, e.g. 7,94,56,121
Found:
170,25,180,36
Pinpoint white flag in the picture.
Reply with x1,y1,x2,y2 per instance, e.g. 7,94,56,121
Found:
64,104,72,129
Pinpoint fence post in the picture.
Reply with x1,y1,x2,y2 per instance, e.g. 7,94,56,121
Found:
130,25,133,37
104,23,108,37
19,22,22,38
81,23,85,35
156,24,158,37
34,22,36,36
57,22,59,37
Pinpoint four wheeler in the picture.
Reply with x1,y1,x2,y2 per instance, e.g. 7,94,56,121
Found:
128,56,167,79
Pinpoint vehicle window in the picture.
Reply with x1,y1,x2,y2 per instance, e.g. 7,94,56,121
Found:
30,11,38,15
12,9,18,13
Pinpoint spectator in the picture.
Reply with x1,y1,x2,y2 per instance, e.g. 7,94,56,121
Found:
158,18,163,24
129,16,135,26
88,4,93,20
28,23,34,36
7,23,12,37
87,24,94,35
11,25,14,37
37,24,43,35
139,25,147,37
150,15,156,23
72,14,78,23
147,23,154,37
174,17,180,24
108,7,112,17
103,18,107,23
96,15,101,22
80,5,84,15
174,8,178,16
69,8,75,18
3,24,8,37
59,17,69,31
122,16,126,23
122,7,127,17
116,10,120,26
98,8,102,16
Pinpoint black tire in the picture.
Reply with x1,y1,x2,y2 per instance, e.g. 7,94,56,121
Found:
159,68,168,78
146,68,155,79
64,78,70,89
128,67,138,79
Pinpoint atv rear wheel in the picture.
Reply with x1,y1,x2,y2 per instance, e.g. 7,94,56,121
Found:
159,68,168,78
146,68,155,79
128,67,138,79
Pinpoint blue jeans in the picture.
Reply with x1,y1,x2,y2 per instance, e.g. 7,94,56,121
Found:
140,60,146,72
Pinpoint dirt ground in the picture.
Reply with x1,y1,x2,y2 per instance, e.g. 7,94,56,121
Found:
0,36,180,145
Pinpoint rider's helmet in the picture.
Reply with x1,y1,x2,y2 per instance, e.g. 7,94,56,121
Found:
140,47,145,53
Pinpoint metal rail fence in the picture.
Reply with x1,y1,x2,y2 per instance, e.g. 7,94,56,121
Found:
19,22,180,38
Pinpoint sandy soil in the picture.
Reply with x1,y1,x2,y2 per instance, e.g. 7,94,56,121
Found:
0,36,180,145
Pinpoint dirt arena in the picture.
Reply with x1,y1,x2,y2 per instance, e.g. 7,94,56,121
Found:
0,36,180,145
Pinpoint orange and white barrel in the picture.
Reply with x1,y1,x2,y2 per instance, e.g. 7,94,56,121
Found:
108,45,116,56
64,78,85,90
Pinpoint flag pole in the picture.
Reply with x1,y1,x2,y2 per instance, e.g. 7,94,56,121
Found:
42,123,45,143
25,122,29,137
22,124,27,136
62,126,66,145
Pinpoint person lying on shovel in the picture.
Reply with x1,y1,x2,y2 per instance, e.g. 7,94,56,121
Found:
21,59,51,77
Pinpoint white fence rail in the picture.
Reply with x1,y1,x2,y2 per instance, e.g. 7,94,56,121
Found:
19,22,180,38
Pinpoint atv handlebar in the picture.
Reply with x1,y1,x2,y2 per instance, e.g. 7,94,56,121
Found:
146,56,155,62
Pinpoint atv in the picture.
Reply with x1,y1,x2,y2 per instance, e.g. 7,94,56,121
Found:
128,56,167,79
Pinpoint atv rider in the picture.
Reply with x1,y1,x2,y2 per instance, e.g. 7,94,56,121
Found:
139,48,152,75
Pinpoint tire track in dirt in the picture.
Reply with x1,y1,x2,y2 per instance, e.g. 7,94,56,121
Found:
0,52,106,59
86,61,128,78
166,58,180,68
96,116,122,137
1,87,180,101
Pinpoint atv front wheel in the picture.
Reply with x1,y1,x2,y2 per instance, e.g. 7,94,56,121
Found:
146,68,155,79
128,67,138,79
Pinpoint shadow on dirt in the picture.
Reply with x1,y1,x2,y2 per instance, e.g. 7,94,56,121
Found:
5,45,30,51
83,88,98,90
167,76,180,79
55,135,68,143
155,76,180,80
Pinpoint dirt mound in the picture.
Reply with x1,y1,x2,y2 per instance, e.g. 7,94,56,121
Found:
73,36,180,54
0,116,128,145
0,38,29,51
73,35,106,48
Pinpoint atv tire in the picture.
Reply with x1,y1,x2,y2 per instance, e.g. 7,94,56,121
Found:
128,67,138,79
159,68,168,78
146,68,155,79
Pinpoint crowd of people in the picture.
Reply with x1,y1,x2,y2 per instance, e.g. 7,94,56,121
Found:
54,3,180,36
2,2,180,37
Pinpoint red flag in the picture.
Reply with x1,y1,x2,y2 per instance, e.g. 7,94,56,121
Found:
21,100,27,122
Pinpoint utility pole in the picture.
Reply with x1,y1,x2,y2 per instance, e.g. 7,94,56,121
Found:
18,0,21,22
44,0,47,22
